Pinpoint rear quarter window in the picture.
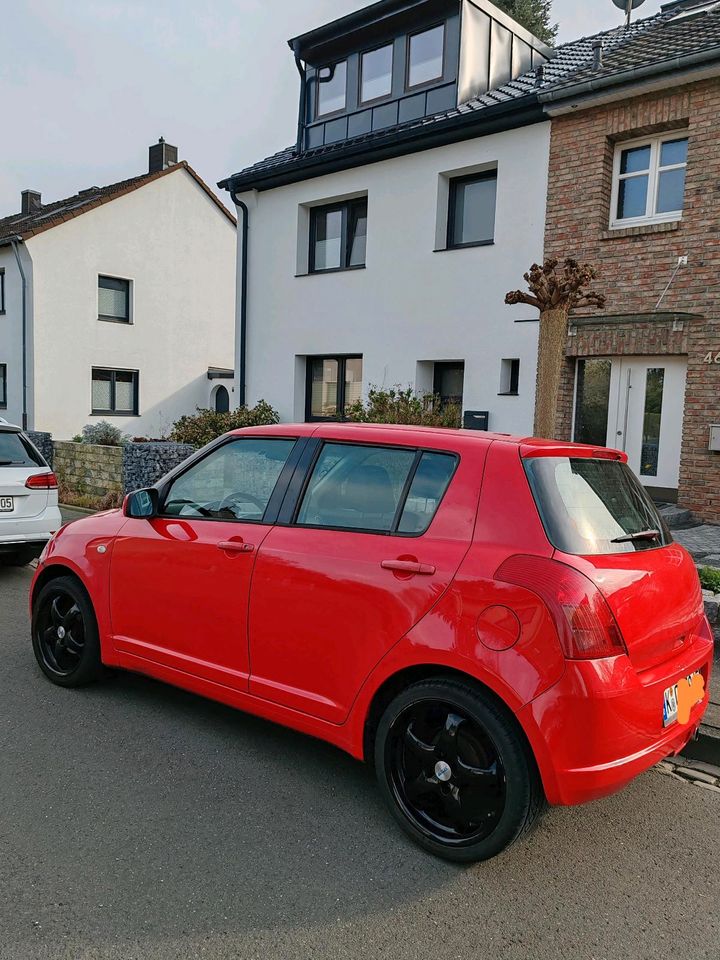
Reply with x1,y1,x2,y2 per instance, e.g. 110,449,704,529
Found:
524,457,671,555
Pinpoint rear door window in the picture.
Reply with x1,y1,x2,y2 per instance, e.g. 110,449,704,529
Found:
296,443,458,534
0,431,45,467
524,457,671,554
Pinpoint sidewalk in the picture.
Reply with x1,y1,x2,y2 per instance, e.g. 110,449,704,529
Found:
673,524,720,566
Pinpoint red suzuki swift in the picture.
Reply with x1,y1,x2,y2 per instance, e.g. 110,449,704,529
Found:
30,424,713,861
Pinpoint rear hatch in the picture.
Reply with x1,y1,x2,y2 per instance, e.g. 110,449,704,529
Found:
0,430,50,523
523,451,704,672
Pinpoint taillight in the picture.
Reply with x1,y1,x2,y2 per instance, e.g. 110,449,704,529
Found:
25,472,58,490
496,555,628,660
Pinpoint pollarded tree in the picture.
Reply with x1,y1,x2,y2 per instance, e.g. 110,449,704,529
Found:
505,258,606,439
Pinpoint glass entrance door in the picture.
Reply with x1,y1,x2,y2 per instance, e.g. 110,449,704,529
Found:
574,356,687,491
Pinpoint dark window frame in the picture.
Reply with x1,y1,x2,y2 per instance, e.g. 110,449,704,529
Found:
98,275,131,324
91,367,139,416
289,438,460,539
0,363,7,408
405,21,447,92
359,41,395,107
447,170,497,250
0,268,5,315
305,354,363,422
315,60,348,120
309,199,367,274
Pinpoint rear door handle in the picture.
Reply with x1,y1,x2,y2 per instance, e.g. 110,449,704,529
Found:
381,559,436,575
217,540,255,554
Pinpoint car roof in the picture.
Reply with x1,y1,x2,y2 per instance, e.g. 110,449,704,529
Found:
226,422,625,459
0,420,21,433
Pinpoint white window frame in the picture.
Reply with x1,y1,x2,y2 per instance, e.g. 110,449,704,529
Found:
610,133,688,229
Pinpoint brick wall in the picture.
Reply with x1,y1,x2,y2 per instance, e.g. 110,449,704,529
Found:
545,79,720,521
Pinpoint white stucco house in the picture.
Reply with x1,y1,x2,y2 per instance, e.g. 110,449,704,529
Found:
219,0,632,434
0,140,236,439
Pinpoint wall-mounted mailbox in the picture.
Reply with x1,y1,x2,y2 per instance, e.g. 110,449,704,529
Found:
710,424,720,452
463,410,489,431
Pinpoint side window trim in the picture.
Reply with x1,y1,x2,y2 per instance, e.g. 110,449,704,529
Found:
155,435,302,525
279,439,459,537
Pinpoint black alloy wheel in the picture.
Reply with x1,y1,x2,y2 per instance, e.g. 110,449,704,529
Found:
32,576,104,687
375,679,545,862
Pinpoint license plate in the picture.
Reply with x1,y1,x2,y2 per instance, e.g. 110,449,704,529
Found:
0,496,13,512
663,670,704,727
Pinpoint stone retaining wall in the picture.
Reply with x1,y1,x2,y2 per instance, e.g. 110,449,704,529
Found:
53,441,123,499
122,442,196,493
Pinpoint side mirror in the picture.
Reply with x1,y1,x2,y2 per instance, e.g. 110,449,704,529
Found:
123,487,159,519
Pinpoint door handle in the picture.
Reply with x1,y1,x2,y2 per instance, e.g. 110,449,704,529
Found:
381,559,436,575
217,540,255,554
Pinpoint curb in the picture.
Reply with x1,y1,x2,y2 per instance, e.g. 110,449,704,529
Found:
59,504,98,515
657,754,720,794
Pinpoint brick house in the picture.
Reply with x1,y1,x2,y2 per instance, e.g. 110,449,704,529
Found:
539,0,720,521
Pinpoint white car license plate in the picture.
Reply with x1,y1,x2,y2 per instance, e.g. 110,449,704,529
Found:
0,496,13,512
663,670,703,727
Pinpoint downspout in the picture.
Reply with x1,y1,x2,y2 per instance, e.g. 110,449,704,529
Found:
293,49,307,155
9,237,28,430
229,189,248,408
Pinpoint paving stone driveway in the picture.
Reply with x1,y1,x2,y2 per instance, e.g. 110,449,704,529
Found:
674,525,720,563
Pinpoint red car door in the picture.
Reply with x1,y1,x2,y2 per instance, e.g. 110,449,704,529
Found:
110,435,298,690
249,437,483,723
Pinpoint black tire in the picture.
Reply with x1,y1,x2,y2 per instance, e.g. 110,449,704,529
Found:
31,576,105,687
374,678,545,862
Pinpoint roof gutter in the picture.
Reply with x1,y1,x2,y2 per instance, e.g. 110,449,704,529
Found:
539,46,720,112
220,95,544,193
9,237,29,431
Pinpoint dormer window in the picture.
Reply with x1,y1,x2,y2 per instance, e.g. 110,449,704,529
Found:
407,24,445,89
317,61,347,117
361,44,394,104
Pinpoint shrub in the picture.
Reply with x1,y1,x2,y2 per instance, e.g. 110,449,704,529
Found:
81,421,126,446
699,566,720,595
169,400,279,447
346,387,461,429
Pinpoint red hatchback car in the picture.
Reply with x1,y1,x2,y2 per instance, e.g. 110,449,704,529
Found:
30,424,713,861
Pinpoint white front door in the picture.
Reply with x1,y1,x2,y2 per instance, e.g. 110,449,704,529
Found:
574,356,687,491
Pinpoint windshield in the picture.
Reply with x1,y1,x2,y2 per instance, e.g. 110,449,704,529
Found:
524,457,671,555
0,431,46,468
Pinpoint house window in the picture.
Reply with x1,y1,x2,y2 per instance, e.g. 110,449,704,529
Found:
499,359,520,395
91,368,139,416
0,268,5,314
611,135,689,227
310,199,367,273
98,275,131,322
317,61,347,117
0,364,6,408
448,172,497,248
361,44,393,103
306,356,362,421
407,24,445,89
433,362,464,407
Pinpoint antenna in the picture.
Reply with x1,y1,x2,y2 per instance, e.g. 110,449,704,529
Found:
612,0,647,27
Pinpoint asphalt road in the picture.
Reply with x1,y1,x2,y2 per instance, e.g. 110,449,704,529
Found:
1,563,719,960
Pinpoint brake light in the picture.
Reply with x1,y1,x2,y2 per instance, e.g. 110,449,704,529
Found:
25,472,58,490
496,555,628,660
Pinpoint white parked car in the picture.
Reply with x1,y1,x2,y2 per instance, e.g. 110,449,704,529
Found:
0,420,61,566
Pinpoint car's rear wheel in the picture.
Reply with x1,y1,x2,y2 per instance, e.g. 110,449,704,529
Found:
32,576,104,687
374,678,545,862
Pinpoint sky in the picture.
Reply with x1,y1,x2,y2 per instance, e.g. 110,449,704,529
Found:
0,0,665,217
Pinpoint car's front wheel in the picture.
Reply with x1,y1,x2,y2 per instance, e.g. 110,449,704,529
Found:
375,678,545,862
32,576,104,687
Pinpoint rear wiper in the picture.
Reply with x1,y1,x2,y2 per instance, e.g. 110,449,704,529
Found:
611,529,661,543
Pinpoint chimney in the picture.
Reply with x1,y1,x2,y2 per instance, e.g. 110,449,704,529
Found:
592,39,604,71
148,137,178,174
21,189,42,215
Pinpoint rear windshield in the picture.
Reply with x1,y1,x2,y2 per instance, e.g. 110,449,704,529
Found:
524,457,672,555
0,431,45,468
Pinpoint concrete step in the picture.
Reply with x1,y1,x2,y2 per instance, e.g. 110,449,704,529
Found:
658,504,694,529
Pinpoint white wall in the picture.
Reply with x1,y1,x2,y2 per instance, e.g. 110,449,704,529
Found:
27,169,236,439
0,244,35,429
235,121,550,436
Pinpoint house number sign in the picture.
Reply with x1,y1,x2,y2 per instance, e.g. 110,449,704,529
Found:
702,352,720,364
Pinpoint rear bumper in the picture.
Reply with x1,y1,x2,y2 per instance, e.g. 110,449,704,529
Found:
0,508,62,549
519,626,714,806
